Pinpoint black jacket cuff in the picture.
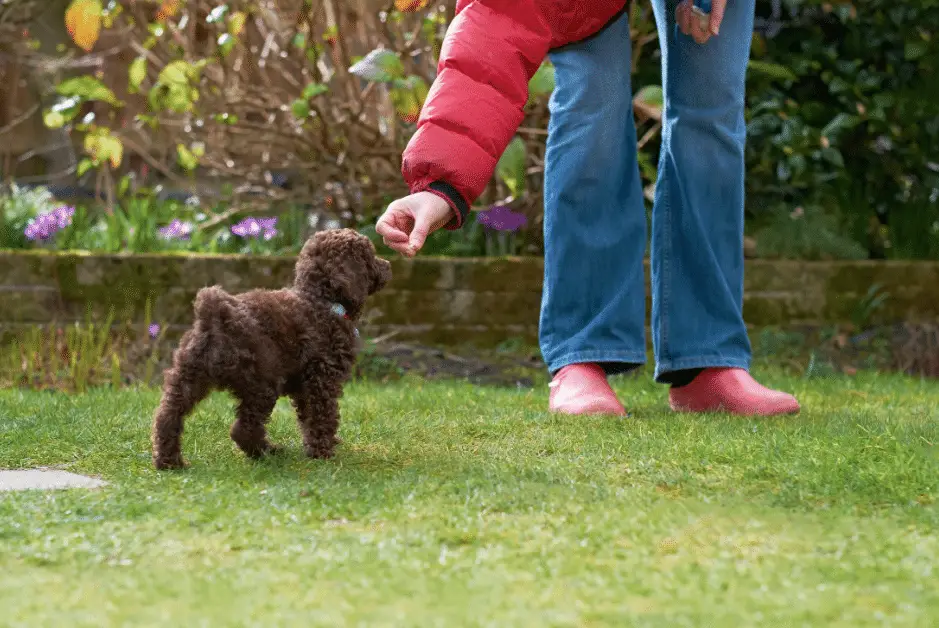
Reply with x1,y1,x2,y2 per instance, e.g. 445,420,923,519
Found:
428,181,470,229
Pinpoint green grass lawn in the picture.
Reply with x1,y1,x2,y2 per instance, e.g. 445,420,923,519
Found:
1,370,938,626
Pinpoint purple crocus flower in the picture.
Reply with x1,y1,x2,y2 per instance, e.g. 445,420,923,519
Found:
476,205,527,232
148,324,161,338
256,217,278,241
24,205,75,241
231,217,278,241
158,219,193,240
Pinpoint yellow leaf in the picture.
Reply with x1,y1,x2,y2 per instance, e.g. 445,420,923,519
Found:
108,137,124,168
176,143,198,171
65,0,103,52
87,133,124,168
43,111,66,129
229,11,247,37
394,0,430,11
156,0,180,21
83,133,101,164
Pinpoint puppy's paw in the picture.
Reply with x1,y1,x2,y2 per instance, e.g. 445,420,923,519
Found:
303,444,336,460
243,441,281,460
153,455,188,470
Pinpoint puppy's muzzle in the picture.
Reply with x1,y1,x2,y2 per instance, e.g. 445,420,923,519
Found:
372,258,392,294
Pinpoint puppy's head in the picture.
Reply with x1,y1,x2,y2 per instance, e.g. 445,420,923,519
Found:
294,228,392,316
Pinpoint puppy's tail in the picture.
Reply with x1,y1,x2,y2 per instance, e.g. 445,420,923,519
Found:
193,285,238,332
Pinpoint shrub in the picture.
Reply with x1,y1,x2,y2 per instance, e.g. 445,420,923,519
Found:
744,0,939,259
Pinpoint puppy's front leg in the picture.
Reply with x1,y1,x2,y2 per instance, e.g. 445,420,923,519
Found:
292,387,341,459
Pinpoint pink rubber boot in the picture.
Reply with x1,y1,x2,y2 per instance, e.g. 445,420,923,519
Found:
668,368,800,416
549,363,627,416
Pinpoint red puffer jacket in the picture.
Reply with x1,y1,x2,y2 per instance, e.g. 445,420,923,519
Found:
401,0,629,228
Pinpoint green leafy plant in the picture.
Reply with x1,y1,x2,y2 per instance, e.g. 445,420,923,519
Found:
754,205,868,260
745,0,939,259
851,284,890,331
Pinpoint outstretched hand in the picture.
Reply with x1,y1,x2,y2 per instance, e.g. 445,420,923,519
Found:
375,191,454,258
676,0,726,43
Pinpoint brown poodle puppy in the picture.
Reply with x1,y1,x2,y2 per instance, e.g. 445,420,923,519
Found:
151,228,392,470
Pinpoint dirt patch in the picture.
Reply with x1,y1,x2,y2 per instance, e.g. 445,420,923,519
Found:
354,342,546,388
753,322,939,379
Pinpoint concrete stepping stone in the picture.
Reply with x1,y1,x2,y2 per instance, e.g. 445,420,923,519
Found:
0,469,108,492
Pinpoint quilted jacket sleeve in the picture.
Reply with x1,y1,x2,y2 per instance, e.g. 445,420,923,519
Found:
400,0,552,228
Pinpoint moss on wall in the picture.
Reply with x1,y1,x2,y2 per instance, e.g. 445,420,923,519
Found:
1,251,937,347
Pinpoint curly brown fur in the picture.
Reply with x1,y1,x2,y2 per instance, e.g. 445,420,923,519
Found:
151,228,392,470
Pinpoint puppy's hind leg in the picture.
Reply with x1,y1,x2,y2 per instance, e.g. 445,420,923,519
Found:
152,366,209,470
230,387,279,460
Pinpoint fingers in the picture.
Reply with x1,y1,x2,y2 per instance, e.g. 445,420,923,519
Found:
381,236,413,257
676,0,693,36
376,203,414,257
407,212,434,257
383,236,414,257
690,12,711,44
376,214,409,244
676,0,721,44
709,0,725,36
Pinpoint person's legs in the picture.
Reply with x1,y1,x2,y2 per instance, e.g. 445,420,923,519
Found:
649,0,754,382
540,10,648,381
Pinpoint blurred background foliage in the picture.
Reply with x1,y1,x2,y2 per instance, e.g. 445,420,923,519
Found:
0,0,936,259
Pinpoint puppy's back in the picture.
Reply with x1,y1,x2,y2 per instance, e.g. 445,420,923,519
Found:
193,286,239,327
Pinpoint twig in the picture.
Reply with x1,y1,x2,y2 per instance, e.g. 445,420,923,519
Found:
195,205,242,231
0,103,37,137
118,135,193,189
637,121,662,150
517,126,549,136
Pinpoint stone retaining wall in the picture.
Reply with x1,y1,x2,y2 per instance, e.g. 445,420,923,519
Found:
1,251,938,347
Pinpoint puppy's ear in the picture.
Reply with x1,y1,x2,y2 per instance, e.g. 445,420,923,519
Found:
298,230,330,261
293,234,323,293
299,236,317,259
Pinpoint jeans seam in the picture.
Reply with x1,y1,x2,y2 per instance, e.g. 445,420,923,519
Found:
660,158,673,363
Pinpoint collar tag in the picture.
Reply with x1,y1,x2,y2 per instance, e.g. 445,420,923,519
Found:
331,303,359,337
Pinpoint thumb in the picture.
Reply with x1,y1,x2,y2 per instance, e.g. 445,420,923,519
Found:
709,0,725,35
408,210,433,253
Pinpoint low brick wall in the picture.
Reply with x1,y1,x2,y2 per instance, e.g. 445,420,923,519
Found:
1,251,938,347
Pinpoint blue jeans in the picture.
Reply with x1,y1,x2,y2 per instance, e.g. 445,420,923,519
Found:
539,0,755,383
